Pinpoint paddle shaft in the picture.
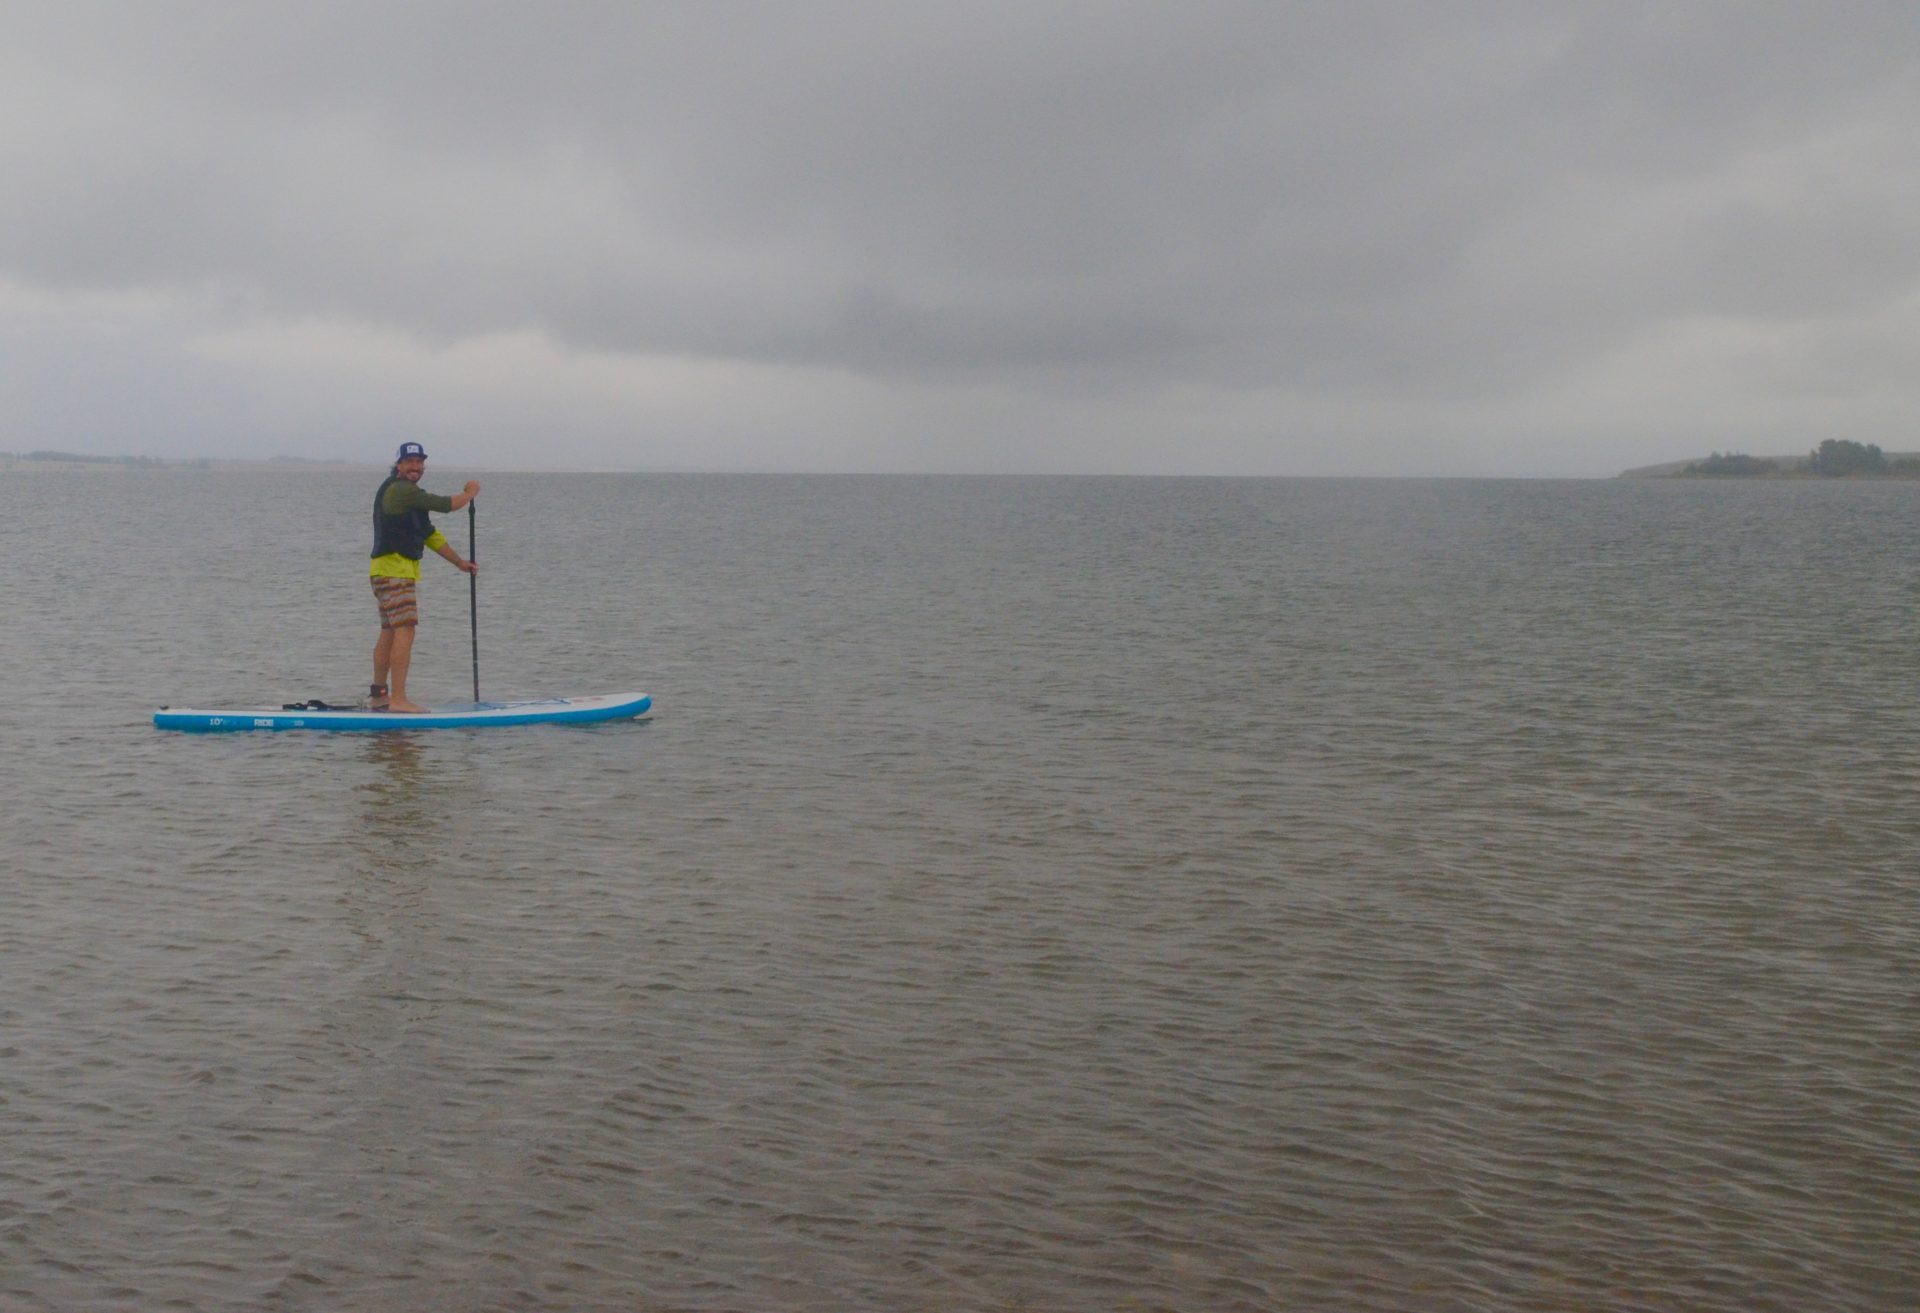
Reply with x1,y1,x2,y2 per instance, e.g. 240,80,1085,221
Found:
469,500,480,703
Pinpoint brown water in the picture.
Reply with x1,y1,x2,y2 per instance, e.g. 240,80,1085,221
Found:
2,469,1916,1310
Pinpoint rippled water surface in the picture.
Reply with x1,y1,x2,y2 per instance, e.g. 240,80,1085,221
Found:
2,469,1917,1311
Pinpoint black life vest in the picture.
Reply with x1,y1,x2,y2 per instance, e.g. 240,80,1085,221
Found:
371,473,434,560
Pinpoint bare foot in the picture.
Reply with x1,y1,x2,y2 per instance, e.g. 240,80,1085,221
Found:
386,698,428,713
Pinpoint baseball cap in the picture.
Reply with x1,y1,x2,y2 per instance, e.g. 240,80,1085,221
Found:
394,441,428,461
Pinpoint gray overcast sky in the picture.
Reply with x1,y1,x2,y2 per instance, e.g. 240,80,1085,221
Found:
3,1,1916,476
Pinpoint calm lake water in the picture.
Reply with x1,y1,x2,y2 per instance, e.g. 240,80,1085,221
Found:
2,468,1916,1311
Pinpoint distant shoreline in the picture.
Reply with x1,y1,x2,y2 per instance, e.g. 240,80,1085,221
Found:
16,448,1920,480
0,453,559,475
0,452,377,474
1620,444,1920,480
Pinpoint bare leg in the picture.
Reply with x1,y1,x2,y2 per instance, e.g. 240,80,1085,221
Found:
386,625,426,712
372,629,394,706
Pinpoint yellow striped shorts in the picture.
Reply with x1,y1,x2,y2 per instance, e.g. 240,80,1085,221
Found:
371,576,419,629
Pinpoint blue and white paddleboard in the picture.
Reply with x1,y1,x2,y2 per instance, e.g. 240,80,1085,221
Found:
154,692,652,733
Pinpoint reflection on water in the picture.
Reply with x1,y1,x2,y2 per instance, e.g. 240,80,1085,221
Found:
340,734,435,955
356,733,433,840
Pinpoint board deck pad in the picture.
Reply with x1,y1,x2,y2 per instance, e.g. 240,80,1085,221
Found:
154,692,652,733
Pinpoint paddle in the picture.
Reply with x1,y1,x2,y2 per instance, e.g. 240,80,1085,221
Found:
469,499,480,703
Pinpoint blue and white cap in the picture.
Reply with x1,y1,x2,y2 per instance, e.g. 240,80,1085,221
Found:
394,441,428,461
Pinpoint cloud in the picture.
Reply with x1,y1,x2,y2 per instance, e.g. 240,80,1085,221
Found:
2,1,1917,472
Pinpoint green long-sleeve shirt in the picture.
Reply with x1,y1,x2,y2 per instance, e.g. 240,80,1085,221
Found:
370,482,456,580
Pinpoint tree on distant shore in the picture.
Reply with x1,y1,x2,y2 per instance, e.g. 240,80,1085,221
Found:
1683,452,1775,477
1807,439,1887,476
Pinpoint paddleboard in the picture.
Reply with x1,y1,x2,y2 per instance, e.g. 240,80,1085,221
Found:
154,692,652,733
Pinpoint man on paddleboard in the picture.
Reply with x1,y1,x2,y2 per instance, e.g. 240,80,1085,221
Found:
369,442,479,713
